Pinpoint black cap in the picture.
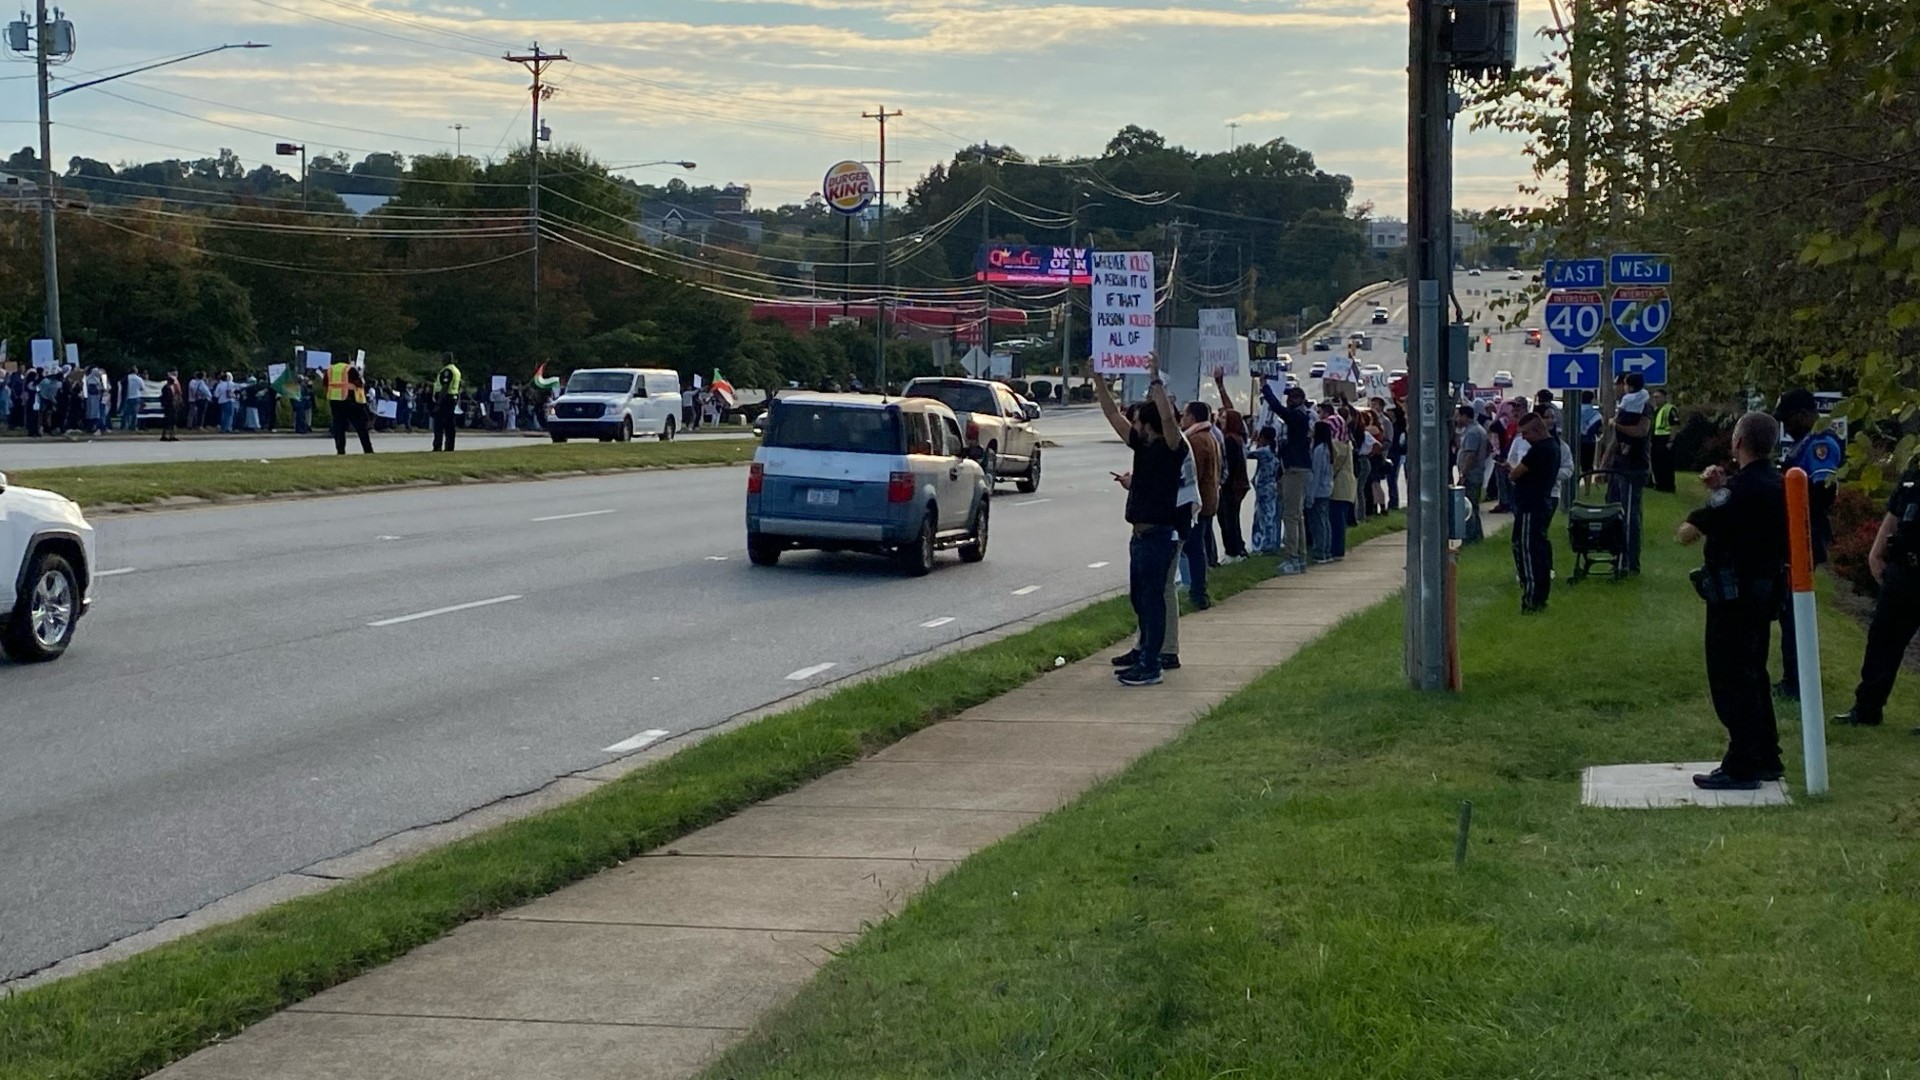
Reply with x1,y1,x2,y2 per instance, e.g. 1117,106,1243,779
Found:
1285,385,1307,401
1775,388,1817,419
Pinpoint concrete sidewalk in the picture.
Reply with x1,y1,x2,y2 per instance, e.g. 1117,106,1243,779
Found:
156,535,1417,1080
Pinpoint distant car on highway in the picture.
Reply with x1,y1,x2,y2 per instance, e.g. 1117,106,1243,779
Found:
1,471,95,662
547,368,682,443
1277,353,1294,372
1370,306,1390,325
746,394,990,575
900,377,1042,493
1308,361,1328,378
1492,370,1514,388
1347,331,1373,351
1507,271,1523,280
1525,328,1543,347
1311,336,1338,351
1467,268,1481,277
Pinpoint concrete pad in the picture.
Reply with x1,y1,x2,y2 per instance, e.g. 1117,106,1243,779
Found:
1580,762,1793,809
1160,640,1307,668
153,1010,731,1080
665,804,1038,861
963,688,1225,723
294,921,845,1028
766,760,1104,813
303,779,606,880
507,855,952,933
1165,620,1327,645
870,719,1182,768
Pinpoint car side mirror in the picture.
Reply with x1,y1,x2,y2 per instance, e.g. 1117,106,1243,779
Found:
1022,403,1041,421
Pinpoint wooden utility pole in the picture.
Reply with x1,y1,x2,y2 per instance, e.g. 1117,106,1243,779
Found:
505,43,568,342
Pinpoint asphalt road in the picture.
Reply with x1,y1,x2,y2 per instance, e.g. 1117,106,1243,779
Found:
1314,269,1547,399
0,408,1148,982
0,428,751,470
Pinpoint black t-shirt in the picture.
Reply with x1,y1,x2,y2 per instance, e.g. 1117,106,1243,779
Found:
1686,460,1789,580
1513,439,1560,513
1614,407,1650,469
1126,429,1191,527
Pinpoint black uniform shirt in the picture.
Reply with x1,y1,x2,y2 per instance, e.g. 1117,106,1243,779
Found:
1884,465,1920,563
1687,460,1789,580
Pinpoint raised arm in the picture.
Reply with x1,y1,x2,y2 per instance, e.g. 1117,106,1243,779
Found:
1258,376,1285,416
1147,354,1180,450
1091,364,1131,441
1213,367,1236,414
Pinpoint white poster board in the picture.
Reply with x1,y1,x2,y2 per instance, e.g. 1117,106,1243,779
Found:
1197,308,1241,378
375,399,398,420
30,338,54,371
304,349,332,371
490,375,507,394
353,349,366,371
64,343,79,368
1090,251,1155,374
988,352,1013,379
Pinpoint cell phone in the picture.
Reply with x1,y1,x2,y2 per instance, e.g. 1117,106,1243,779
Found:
1109,471,1124,480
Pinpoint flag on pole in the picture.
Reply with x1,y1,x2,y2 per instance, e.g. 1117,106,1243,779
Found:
710,371,736,408
271,364,301,397
531,362,560,392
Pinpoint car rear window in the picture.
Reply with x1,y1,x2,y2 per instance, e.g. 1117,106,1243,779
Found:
905,381,996,415
764,403,902,455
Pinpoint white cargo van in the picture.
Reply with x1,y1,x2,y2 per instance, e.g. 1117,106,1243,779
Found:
546,368,683,442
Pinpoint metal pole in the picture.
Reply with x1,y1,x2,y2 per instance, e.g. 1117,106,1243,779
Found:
300,145,307,212
863,106,900,391
530,73,540,340
842,213,851,319
35,0,61,352
1406,0,1452,689
1060,187,1076,401
980,149,992,357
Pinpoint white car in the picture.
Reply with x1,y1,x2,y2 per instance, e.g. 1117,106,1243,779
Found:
546,367,684,443
1492,370,1515,388
2,472,96,662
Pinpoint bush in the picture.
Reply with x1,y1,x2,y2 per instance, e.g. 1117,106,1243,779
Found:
1006,380,1031,398
1070,384,1095,404
1828,485,1883,595
1671,408,1733,472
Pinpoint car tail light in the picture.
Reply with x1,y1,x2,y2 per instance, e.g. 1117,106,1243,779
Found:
747,462,764,494
887,471,914,503
965,418,979,444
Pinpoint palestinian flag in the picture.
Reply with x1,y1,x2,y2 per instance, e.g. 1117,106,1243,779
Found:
271,364,301,397
710,370,736,408
531,362,560,392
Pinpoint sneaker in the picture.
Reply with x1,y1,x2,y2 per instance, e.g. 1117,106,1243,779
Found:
1834,709,1881,727
1110,650,1140,668
1159,654,1181,670
1116,667,1163,687
1277,561,1305,576
1691,768,1761,791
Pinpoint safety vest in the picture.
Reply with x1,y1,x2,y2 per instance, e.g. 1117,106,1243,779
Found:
1652,402,1675,437
436,364,463,397
346,367,367,404
326,361,350,402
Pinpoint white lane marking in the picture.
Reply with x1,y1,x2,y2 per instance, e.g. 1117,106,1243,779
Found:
602,728,669,754
1012,585,1041,596
920,616,955,628
530,509,616,523
375,535,403,542
95,567,137,578
785,662,837,681
705,555,730,561
367,594,522,628
1010,498,1052,507
1086,561,1110,569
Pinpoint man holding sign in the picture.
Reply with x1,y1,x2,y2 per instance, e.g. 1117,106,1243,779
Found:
1094,353,1189,688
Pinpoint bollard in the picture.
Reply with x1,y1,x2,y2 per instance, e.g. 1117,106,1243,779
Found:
1785,467,1830,796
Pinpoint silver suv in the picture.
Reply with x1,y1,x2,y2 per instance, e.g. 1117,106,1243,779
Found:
1,471,96,661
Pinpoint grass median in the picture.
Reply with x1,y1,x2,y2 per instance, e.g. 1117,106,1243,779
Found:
7,440,756,509
707,493,1920,1080
0,509,1401,1080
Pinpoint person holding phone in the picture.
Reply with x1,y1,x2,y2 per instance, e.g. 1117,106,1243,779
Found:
1094,355,1189,687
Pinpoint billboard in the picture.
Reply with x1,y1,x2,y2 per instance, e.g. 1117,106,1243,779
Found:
822,160,874,215
974,244,1092,285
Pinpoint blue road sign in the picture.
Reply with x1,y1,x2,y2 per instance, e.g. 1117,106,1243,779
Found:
1544,288,1606,349
1548,352,1601,390
1609,286,1671,346
1612,347,1667,386
1543,258,1606,290
1609,252,1672,285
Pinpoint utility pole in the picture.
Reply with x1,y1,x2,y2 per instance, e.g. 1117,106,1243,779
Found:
450,122,466,159
1060,185,1079,394
977,144,992,358
505,43,568,342
1406,0,1454,690
32,0,68,353
863,105,902,391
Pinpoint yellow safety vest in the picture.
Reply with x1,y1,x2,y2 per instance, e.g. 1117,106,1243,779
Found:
326,362,349,402
1652,402,1675,437
436,364,463,397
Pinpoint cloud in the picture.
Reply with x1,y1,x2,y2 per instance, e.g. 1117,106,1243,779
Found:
1227,109,1293,126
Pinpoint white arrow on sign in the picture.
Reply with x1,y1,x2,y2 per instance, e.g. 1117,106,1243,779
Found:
1564,358,1586,382
1618,352,1656,373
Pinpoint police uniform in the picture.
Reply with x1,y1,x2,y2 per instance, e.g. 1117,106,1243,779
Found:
432,361,463,453
1650,398,1677,492
329,360,374,455
1838,463,1920,728
1774,400,1844,696
1686,460,1789,785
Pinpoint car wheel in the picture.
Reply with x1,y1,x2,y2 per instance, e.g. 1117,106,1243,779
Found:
550,434,569,444
4,552,79,662
659,418,675,443
747,533,781,567
1014,450,1041,494
615,417,633,443
895,510,937,576
958,500,989,563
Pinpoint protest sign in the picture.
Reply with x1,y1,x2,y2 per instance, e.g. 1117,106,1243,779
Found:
30,339,54,370
1090,251,1155,374
304,349,332,371
1198,308,1242,378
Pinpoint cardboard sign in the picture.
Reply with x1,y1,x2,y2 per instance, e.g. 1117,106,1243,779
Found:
1090,251,1155,374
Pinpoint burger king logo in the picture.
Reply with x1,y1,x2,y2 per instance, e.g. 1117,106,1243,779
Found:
822,160,875,215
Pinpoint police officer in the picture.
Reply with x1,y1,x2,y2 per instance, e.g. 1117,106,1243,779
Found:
1676,411,1790,790
1773,388,1843,699
333,362,375,454
1834,457,1920,733
431,352,463,453
1650,389,1677,492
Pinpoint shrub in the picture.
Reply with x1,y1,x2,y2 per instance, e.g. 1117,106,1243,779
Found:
1828,486,1883,595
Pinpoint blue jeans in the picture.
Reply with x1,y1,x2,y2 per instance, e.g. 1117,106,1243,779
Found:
1182,513,1211,607
1331,500,1353,557
1310,497,1332,560
219,400,236,433
1128,525,1182,674
1385,455,1403,510
120,400,139,430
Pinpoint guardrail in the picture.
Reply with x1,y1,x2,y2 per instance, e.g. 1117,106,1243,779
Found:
1296,278,1404,350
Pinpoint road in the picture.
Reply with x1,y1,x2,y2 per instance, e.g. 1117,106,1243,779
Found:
1312,268,1548,399
0,428,751,470
0,409,1148,983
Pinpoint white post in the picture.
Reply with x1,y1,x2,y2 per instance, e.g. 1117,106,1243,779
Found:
1794,591,1828,795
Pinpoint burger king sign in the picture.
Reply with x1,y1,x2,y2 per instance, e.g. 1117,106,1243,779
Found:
822,160,875,215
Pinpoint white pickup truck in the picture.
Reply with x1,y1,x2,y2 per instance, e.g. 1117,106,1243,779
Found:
901,377,1043,493
1,471,96,662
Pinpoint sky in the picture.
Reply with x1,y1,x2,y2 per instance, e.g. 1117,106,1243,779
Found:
3,0,1561,218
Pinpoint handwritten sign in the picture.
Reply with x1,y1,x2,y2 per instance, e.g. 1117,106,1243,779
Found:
1090,251,1155,374
1198,308,1241,378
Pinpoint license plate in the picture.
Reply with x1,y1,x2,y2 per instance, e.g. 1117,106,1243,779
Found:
806,488,840,507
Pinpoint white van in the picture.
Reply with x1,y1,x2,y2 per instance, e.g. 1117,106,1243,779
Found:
546,368,683,443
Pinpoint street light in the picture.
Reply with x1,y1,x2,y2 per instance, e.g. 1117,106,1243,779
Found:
9,13,270,353
275,142,307,210
607,160,697,171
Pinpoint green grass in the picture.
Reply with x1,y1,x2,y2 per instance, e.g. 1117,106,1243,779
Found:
8,440,756,508
0,509,1398,1080
705,493,1920,1080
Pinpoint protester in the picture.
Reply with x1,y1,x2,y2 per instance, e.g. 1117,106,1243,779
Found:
1248,427,1280,555
1217,408,1251,562
1509,412,1561,614
158,371,181,442
1386,400,1409,511
1310,419,1335,562
1454,404,1489,544
1182,402,1220,608
1329,414,1355,560
1258,378,1315,575
1094,357,1188,687
84,367,108,434
1676,411,1789,789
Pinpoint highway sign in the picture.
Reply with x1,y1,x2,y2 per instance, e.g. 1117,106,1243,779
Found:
1610,286,1671,346
1543,258,1606,290
1608,252,1672,285
1612,347,1667,386
1548,352,1601,390
1544,289,1606,349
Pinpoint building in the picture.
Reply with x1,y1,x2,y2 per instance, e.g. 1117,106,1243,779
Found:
1365,217,1482,260
0,170,38,205
637,199,764,247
